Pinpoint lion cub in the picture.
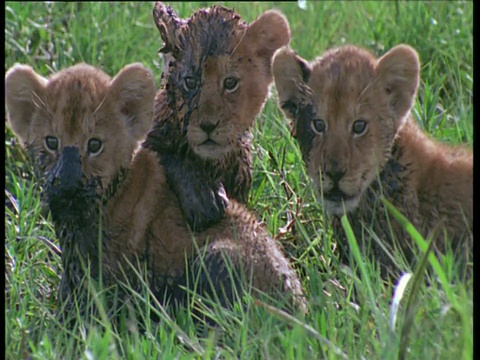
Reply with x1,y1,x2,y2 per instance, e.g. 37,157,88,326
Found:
6,63,306,320
273,45,473,277
144,2,291,231
6,62,158,318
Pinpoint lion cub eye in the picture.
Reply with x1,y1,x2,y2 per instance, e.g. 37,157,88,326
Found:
45,136,59,151
223,77,239,92
311,119,326,134
87,138,103,155
352,120,368,135
184,76,197,91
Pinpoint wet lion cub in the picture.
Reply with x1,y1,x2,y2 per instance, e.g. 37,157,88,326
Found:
273,44,472,277
144,2,291,231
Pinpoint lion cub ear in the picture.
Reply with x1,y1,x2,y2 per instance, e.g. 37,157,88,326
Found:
108,63,157,141
153,2,182,55
244,10,291,65
375,45,420,127
5,64,48,146
273,47,312,121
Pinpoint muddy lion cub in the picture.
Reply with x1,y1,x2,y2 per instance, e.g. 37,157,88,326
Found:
144,2,292,232
5,63,157,320
140,3,305,314
273,44,472,277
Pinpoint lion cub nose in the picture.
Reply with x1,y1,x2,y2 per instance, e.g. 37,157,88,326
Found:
199,120,218,134
326,169,346,183
324,160,346,183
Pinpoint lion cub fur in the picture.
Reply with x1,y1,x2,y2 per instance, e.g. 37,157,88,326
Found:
273,44,472,276
6,62,306,319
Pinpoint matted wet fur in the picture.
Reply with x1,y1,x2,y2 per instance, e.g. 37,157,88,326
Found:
143,2,291,231
6,62,306,323
273,44,473,278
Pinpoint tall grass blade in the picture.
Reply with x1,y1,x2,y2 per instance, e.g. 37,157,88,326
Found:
340,214,375,308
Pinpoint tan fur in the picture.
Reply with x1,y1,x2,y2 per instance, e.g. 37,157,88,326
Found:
273,45,472,275
6,62,306,314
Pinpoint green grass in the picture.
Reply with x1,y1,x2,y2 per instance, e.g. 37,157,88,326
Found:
5,1,473,359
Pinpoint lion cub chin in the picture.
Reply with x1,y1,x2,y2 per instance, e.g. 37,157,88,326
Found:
6,62,306,321
273,44,472,276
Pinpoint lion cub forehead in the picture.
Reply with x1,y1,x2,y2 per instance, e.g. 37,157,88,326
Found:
310,46,377,95
31,65,113,141
182,6,247,56
47,64,111,104
202,55,235,76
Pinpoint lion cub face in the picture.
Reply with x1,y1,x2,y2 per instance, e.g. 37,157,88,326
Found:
274,45,420,215
153,3,290,160
5,63,156,200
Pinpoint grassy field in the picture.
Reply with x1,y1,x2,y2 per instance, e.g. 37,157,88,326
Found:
5,1,473,359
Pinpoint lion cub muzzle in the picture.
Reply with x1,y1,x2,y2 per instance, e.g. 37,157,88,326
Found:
48,146,84,194
46,146,99,209
319,138,358,213
45,145,100,223
186,89,231,160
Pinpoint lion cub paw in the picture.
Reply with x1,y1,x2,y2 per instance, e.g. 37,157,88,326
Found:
162,153,230,231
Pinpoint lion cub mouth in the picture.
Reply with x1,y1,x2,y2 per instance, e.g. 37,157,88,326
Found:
201,139,218,146
321,187,361,215
194,138,230,160
324,187,349,202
